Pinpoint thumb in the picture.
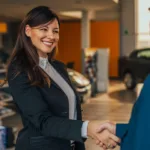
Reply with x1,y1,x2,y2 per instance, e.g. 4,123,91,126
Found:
96,123,109,133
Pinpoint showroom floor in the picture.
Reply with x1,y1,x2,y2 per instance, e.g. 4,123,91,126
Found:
2,80,140,150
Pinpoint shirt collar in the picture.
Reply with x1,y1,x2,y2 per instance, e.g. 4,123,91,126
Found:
39,57,48,70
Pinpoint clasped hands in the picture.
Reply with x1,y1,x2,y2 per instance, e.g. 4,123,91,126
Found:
87,120,120,150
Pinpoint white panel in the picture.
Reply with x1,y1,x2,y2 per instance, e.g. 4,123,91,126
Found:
96,48,109,92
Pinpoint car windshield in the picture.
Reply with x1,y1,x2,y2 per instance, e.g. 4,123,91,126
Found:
137,50,150,59
130,48,150,58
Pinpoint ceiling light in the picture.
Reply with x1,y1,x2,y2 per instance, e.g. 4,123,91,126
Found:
113,0,119,3
59,11,82,18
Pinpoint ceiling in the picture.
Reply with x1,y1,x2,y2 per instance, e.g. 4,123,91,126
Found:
0,0,118,20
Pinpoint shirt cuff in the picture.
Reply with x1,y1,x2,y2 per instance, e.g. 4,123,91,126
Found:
81,121,89,138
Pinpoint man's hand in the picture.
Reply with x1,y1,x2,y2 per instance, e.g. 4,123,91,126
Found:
95,129,119,149
87,120,120,149
96,121,120,149
96,121,116,134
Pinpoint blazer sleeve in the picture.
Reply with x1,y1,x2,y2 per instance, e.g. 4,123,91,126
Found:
116,123,128,139
7,65,84,142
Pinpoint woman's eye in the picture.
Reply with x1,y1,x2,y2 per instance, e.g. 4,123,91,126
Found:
54,30,59,33
40,28,47,31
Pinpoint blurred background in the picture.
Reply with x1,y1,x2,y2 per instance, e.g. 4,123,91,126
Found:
0,0,149,149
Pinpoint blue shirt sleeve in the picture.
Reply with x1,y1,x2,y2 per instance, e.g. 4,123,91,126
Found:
116,123,128,139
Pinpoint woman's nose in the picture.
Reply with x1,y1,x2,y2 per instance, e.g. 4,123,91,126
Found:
47,31,54,39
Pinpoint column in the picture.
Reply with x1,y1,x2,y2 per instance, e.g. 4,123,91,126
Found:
120,0,138,56
81,10,91,73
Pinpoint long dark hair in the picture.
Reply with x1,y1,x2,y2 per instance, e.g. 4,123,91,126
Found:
6,6,60,87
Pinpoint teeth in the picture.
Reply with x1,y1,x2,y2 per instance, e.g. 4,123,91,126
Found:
43,41,52,46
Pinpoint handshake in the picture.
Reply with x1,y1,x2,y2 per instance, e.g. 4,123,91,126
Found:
87,120,120,150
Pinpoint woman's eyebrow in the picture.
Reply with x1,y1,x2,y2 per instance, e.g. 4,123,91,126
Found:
53,28,59,30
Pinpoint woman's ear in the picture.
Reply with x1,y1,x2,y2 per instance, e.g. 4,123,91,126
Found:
25,25,31,37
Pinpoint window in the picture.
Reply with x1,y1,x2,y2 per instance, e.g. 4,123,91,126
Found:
137,50,150,59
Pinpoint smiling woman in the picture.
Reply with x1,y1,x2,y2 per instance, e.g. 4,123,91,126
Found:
7,6,61,87
4,5,120,150
25,19,59,58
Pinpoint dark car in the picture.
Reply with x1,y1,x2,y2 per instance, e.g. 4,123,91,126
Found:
119,48,150,90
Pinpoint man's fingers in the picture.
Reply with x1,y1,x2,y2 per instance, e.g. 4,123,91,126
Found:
109,133,121,143
95,139,107,150
99,141,103,147
101,144,107,150
107,139,117,149
96,140,100,145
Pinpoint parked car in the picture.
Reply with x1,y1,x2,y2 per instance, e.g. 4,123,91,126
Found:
67,68,92,102
119,48,150,90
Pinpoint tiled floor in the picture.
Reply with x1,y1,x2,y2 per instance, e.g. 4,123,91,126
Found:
3,80,140,150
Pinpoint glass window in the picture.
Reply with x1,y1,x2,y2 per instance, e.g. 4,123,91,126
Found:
137,50,150,59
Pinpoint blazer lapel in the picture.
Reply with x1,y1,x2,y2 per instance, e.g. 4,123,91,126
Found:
50,61,72,86
51,61,81,98
50,61,82,118
40,64,64,92
51,61,79,98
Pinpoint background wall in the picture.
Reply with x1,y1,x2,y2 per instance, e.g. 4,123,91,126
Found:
91,21,120,77
57,22,81,72
57,20,119,77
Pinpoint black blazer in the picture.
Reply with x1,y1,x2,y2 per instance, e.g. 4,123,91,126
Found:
8,60,85,150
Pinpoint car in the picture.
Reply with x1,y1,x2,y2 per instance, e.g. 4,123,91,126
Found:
67,68,92,102
119,48,150,90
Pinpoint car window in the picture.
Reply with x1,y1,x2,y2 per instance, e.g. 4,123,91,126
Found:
137,50,150,59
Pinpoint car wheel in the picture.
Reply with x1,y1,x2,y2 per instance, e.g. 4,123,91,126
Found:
123,72,136,90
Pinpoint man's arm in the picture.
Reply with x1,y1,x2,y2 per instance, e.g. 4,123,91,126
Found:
116,123,128,139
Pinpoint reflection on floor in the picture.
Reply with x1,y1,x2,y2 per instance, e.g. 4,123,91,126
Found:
3,81,139,150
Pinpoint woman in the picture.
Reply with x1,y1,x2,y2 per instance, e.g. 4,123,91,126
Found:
6,6,120,150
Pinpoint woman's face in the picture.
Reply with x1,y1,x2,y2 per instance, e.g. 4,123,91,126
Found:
25,19,59,58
